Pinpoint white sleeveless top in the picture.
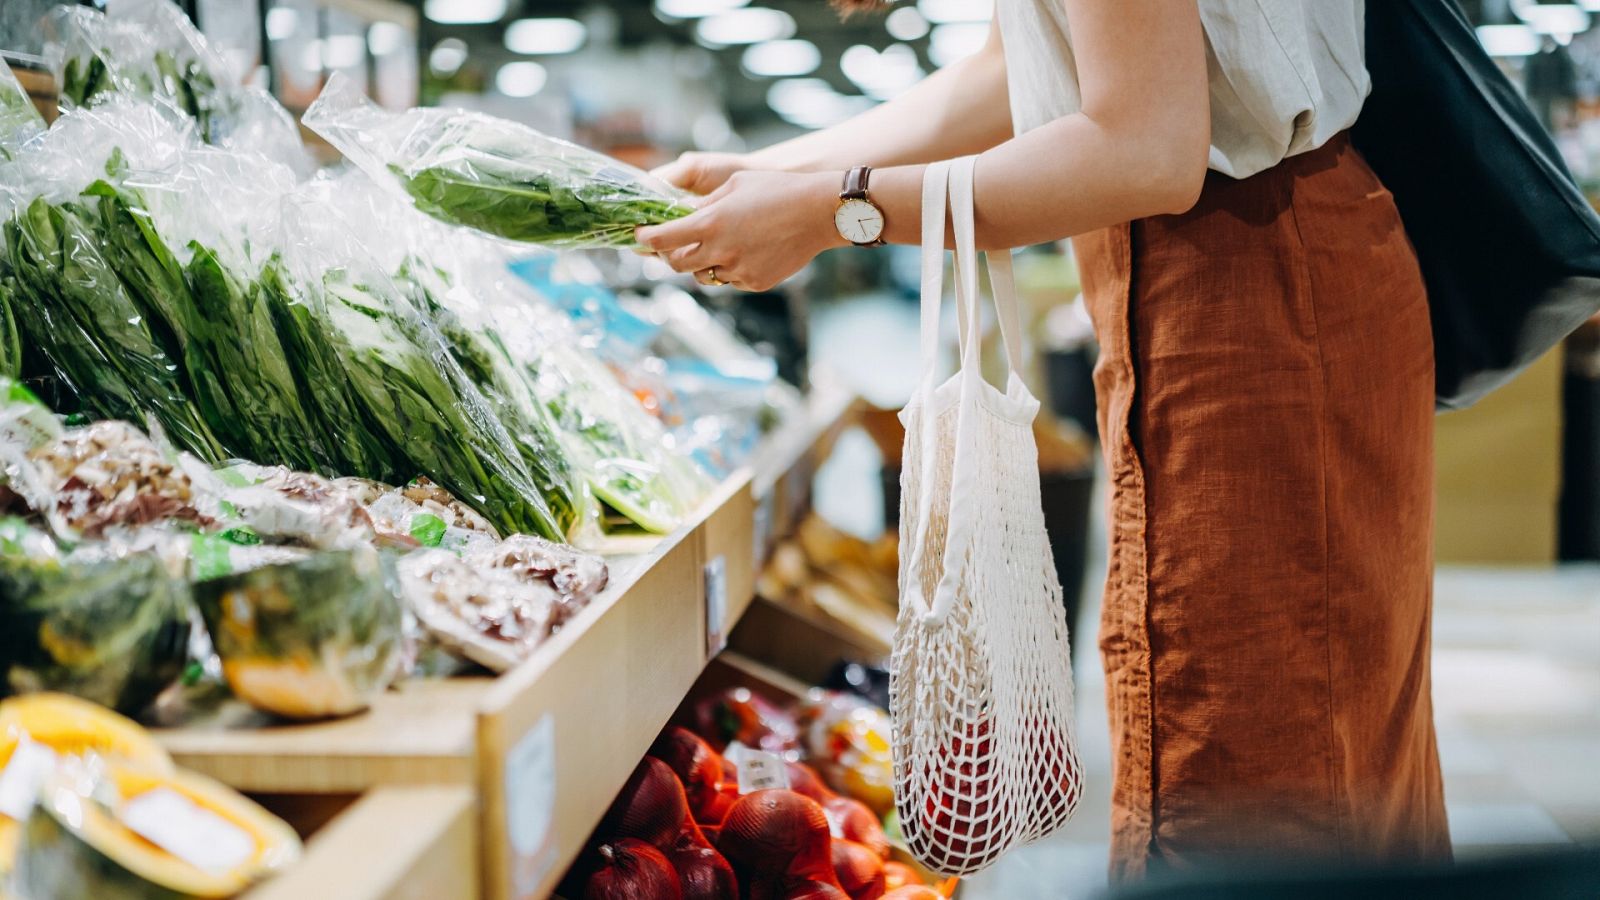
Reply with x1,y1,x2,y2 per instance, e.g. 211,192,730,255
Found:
996,0,1370,179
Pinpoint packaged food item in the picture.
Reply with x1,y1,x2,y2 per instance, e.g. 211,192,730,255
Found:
795,690,896,816
693,688,801,756
397,534,609,673
717,790,845,900
305,73,690,249
13,756,300,899
596,757,738,900
0,523,190,715
193,548,402,719
0,693,174,882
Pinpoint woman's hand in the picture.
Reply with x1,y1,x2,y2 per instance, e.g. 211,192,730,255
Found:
652,151,753,196
636,170,847,292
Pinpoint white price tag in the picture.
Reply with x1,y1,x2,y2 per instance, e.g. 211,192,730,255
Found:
119,788,255,875
726,742,790,794
752,492,775,568
506,714,557,897
705,555,728,658
0,735,56,821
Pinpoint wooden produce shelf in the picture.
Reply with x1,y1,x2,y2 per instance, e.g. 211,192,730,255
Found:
149,382,858,900
245,786,477,900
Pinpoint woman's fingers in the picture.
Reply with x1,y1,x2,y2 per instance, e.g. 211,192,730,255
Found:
636,208,710,252
663,241,721,274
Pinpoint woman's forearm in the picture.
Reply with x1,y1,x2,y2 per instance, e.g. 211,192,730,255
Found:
870,110,1209,251
746,23,1013,174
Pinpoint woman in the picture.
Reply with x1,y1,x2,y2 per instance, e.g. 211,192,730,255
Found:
638,0,1451,880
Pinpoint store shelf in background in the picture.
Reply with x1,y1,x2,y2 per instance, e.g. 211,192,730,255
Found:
1436,348,1563,565
148,382,857,900
729,594,891,686
244,786,477,900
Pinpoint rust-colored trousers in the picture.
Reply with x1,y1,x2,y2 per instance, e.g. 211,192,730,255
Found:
1073,134,1451,881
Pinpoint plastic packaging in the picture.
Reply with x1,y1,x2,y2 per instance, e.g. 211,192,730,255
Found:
322,171,710,540
44,0,308,172
0,518,191,715
795,691,895,816
0,61,44,161
304,72,691,248
193,547,402,719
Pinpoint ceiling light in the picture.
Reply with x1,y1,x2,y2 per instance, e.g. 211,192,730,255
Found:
495,60,547,97
655,0,748,20
767,78,872,129
428,37,468,74
1514,2,1589,35
842,42,923,101
265,6,298,41
1475,23,1541,56
368,22,408,56
322,34,366,68
742,39,820,77
886,6,930,40
929,22,987,66
917,0,992,25
505,18,587,55
696,8,796,46
424,0,506,26
1580,0,1600,11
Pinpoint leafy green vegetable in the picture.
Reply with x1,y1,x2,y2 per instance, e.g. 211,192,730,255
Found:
394,156,689,248
61,47,225,143
313,269,565,539
3,195,225,460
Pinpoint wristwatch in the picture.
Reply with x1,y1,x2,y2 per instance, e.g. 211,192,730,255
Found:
835,165,886,246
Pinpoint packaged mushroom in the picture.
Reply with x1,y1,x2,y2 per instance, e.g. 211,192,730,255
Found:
397,535,608,672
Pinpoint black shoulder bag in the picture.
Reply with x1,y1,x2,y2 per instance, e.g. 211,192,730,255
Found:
1352,0,1600,410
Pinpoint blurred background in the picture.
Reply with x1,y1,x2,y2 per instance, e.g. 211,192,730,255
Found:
2,0,1597,897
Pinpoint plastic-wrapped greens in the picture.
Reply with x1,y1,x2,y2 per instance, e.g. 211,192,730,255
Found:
0,517,191,715
193,547,402,719
44,0,308,171
304,73,691,249
0,61,44,161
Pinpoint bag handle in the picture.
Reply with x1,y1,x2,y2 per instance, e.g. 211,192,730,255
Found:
949,156,1025,380
903,158,953,618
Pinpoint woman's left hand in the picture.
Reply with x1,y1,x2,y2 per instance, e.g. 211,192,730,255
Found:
636,170,846,292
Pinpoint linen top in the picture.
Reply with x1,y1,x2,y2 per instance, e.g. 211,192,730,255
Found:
995,0,1370,179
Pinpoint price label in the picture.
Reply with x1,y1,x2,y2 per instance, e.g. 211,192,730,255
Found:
0,735,56,821
752,491,775,569
506,715,557,897
705,555,728,658
120,788,255,875
726,742,790,794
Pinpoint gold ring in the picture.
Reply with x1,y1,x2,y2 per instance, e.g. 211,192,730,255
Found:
706,267,725,287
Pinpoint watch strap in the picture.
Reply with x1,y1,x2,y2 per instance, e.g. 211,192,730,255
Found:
842,165,871,200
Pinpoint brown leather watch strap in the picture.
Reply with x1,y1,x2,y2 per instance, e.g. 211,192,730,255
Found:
842,165,871,200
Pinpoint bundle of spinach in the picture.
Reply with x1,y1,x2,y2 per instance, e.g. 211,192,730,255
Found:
2,194,225,460
312,268,567,540
399,257,580,536
304,78,690,249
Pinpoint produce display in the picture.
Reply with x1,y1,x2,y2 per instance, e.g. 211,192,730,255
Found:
572,683,948,900
306,73,691,249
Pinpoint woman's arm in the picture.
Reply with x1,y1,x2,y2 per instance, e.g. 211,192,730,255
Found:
658,20,1012,194
639,0,1209,290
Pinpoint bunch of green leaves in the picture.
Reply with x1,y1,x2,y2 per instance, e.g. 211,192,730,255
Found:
310,267,566,539
391,139,689,249
61,48,226,144
398,257,580,535
2,193,226,460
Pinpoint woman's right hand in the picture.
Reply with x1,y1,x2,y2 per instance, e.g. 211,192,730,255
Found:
652,151,752,196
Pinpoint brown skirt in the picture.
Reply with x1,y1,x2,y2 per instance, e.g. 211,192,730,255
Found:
1073,134,1451,881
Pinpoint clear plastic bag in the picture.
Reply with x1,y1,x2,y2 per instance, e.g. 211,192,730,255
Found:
304,72,691,249
320,171,710,540
44,0,308,172
0,61,44,161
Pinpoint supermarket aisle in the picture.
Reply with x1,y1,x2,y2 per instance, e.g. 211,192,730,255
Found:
811,293,1600,900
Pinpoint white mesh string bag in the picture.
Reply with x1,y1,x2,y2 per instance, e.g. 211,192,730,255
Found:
890,156,1082,876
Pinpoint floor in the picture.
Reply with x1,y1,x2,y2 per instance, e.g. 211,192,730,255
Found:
809,292,1600,899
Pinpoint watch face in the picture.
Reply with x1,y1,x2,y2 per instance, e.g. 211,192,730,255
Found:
835,198,885,244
